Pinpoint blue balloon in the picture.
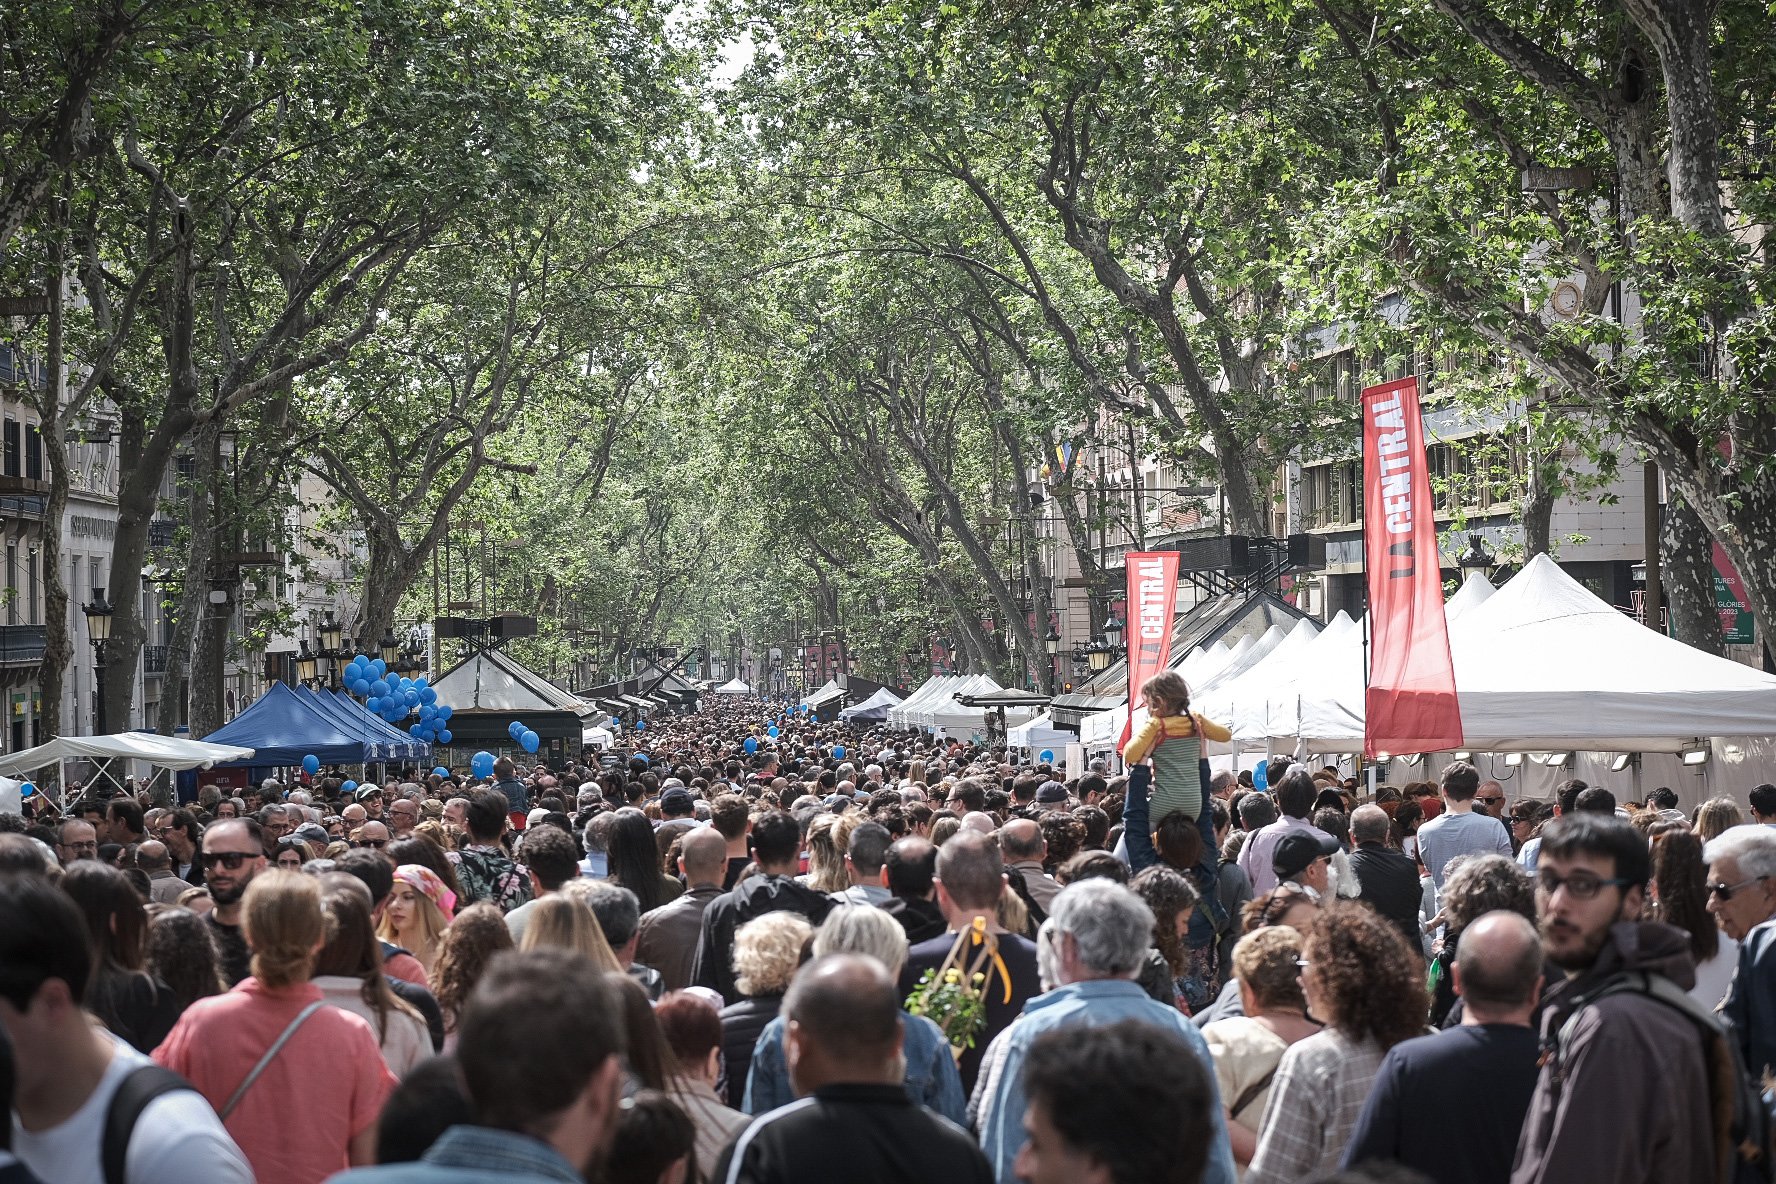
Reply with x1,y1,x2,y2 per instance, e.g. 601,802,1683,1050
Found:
509,721,525,739
471,750,495,779
419,704,436,720
410,724,425,737
1253,759,1269,792
301,754,320,775
20,781,35,797
437,705,453,721
403,689,418,706
414,676,428,690
521,730,540,754
419,687,438,705
370,678,391,697
366,696,381,712
437,729,452,744
370,659,387,677
350,679,370,697
636,719,647,732
767,726,780,738
833,746,846,760
743,737,758,754
342,780,358,795
1039,749,1055,764
432,767,449,777
398,677,414,691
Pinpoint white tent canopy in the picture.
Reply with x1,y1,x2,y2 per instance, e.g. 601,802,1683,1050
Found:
713,678,752,695
582,725,616,750
1081,628,1281,748
801,679,846,708
0,732,255,777
1197,617,1323,741
1009,712,1073,753
840,686,903,721
1257,611,1359,744
890,675,965,729
1295,554,1776,753
917,675,999,729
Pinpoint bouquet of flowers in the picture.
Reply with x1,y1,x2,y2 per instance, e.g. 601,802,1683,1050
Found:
904,916,1011,1057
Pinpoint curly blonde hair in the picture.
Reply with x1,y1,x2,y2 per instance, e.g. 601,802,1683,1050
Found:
732,911,812,997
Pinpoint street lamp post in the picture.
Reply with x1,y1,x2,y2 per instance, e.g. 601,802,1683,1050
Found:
83,593,114,734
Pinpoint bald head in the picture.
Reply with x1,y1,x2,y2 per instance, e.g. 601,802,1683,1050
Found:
785,954,902,1067
1454,910,1543,1019
1350,804,1391,846
1000,819,1045,862
678,826,728,884
135,839,171,873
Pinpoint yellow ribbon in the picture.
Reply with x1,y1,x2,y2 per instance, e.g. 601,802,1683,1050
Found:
971,915,1013,1004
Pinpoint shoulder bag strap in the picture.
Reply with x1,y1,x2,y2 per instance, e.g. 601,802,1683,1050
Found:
1230,1063,1280,1121
219,1000,325,1121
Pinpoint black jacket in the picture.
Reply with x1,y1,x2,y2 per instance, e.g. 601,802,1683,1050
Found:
692,875,834,1004
881,895,947,946
1349,842,1423,952
719,995,782,1109
712,1082,992,1184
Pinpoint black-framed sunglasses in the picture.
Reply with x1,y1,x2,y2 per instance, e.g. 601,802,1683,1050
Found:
1708,875,1768,901
354,839,388,849
1536,870,1632,900
201,851,258,870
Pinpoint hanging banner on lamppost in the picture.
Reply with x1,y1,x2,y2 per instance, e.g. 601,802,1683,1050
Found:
1119,551,1180,748
1362,376,1464,758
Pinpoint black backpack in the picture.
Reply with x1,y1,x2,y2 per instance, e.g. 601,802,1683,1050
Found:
1548,970,1774,1184
101,1065,199,1184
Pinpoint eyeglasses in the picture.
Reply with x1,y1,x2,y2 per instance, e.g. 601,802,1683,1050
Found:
201,851,260,869
59,840,98,853
354,839,388,849
1536,870,1633,900
1707,876,1769,901
1477,796,1505,806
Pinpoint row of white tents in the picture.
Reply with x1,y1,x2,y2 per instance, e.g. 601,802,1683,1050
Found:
886,674,1039,737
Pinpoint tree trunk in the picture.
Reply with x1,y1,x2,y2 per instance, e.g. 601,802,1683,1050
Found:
38,249,71,755
156,421,220,735
1660,493,1721,656
1521,442,1559,558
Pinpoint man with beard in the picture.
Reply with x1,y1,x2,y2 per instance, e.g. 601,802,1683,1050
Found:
200,818,266,986
330,949,626,1183
1512,813,1715,1184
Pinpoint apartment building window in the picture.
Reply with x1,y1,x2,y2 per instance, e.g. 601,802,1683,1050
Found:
2,418,17,478
24,425,41,481
5,544,15,625
1301,459,1363,528
26,549,37,624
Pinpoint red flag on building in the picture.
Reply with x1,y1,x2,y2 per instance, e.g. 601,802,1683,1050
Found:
1120,551,1181,749
1362,377,1463,757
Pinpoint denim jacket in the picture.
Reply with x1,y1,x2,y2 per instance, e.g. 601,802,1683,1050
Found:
742,1010,967,1125
326,1124,581,1184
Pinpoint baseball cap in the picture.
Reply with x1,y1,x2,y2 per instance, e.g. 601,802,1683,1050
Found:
290,823,329,847
1035,781,1069,805
1272,830,1340,882
660,788,695,814
356,785,383,802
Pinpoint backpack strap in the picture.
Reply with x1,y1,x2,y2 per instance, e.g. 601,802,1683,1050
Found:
219,1000,325,1120
102,1065,197,1184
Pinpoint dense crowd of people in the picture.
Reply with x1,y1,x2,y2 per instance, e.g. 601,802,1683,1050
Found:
4,692,1776,1184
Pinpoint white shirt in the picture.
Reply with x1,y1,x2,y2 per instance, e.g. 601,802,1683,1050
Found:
312,974,432,1078
1691,937,1741,1009
12,1033,252,1184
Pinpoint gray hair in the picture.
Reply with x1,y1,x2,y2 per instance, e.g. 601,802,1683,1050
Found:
562,880,641,949
1704,825,1776,882
1350,804,1391,845
812,904,909,977
1046,879,1155,979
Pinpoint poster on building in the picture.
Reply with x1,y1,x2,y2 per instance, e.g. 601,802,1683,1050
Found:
1713,542,1756,644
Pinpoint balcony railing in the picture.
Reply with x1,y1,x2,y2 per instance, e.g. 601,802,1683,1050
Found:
148,520,178,550
0,624,46,665
143,644,169,674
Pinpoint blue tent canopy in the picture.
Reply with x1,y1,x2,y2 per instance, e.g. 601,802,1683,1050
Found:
311,689,433,760
203,681,430,766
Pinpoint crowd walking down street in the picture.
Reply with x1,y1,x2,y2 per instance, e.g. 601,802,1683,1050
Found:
5,697,1776,1184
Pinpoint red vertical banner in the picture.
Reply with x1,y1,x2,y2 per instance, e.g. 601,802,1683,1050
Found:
1362,376,1463,757
1119,551,1181,748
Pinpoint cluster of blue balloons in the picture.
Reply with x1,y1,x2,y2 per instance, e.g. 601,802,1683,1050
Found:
507,720,541,754
341,654,453,745
471,750,496,779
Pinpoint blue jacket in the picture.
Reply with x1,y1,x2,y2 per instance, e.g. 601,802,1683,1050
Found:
743,1010,967,1125
1722,917,1776,1081
326,1126,580,1184
976,979,1237,1184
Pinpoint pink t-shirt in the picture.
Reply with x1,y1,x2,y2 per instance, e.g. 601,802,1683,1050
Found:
153,977,396,1184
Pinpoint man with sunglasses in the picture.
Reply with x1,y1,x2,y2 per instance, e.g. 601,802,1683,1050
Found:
201,818,267,986
1706,825,1776,1081
1513,813,1714,1184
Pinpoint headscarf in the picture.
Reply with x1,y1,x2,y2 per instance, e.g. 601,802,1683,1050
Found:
392,863,456,921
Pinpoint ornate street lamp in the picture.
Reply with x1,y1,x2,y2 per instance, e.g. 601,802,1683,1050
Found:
83,593,114,733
